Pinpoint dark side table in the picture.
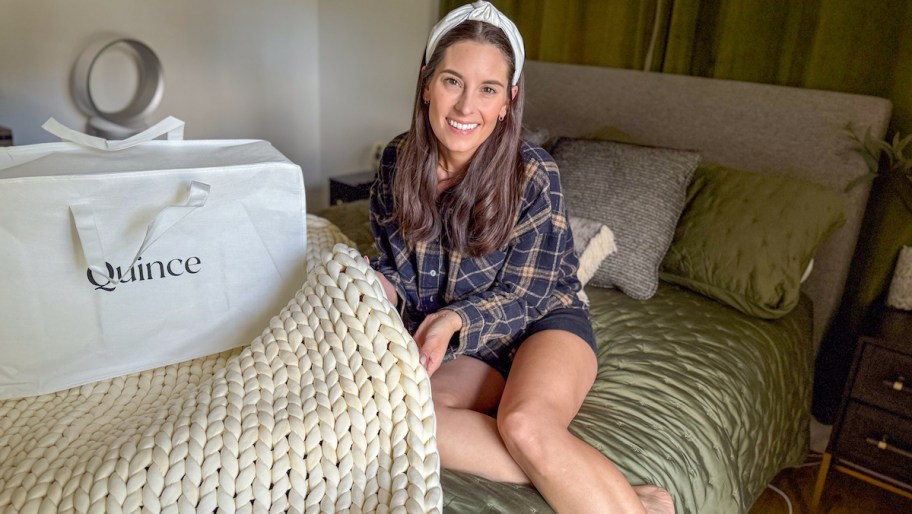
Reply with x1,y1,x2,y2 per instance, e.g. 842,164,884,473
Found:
329,171,376,205
813,306,912,507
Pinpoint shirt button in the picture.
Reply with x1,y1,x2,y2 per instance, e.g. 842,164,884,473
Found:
429,270,437,277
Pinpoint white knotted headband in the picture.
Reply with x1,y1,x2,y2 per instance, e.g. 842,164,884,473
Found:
425,1,525,86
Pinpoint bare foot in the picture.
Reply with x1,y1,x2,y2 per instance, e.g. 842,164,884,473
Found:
634,485,675,514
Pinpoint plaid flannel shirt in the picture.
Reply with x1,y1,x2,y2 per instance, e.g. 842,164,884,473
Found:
369,134,586,363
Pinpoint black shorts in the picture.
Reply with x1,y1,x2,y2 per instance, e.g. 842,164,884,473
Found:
465,308,598,379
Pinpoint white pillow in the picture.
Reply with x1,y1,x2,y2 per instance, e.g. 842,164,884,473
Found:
801,259,814,284
570,215,617,286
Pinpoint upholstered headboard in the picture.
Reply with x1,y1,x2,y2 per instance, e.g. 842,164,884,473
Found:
523,60,893,351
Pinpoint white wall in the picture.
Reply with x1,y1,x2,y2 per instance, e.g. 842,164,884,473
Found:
317,1,438,191
0,0,437,210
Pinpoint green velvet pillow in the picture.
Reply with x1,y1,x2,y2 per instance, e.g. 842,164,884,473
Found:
660,164,847,319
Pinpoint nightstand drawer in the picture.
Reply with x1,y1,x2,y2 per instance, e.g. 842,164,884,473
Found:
852,344,912,418
835,401,912,485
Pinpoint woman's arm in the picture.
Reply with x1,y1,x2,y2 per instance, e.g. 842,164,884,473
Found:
415,198,571,376
368,179,401,307
440,154,578,360
368,139,409,307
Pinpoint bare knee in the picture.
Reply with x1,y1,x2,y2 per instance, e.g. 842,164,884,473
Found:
497,402,560,468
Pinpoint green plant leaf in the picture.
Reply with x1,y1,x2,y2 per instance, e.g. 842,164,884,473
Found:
871,139,891,154
839,123,912,176
852,147,879,174
884,133,912,175
863,127,876,147
896,133,912,156
844,172,877,192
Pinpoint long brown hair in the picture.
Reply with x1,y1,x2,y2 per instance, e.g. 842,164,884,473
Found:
392,20,526,257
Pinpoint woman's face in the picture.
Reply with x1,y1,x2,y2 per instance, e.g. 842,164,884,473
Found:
424,40,516,165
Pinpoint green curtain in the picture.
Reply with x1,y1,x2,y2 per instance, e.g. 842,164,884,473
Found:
441,0,912,133
441,0,664,69
440,0,912,422
661,0,912,133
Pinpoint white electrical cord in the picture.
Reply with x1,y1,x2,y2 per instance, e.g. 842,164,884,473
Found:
764,457,821,513
766,484,794,514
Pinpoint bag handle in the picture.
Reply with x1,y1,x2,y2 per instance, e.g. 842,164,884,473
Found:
42,116,185,152
71,181,210,288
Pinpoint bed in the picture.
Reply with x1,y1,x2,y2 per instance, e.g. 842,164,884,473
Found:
317,60,893,513
0,60,892,514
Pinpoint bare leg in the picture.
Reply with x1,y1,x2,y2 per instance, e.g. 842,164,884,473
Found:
429,338,674,513
430,356,529,483
497,330,674,514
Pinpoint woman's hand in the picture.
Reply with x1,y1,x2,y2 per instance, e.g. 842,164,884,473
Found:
413,310,462,377
364,256,398,306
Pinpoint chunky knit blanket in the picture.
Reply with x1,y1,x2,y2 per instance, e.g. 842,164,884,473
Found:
0,215,441,514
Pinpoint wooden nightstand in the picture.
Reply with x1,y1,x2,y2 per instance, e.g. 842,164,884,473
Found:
813,307,912,508
329,171,376,205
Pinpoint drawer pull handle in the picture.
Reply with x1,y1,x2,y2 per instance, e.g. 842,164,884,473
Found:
881,375,907,393
865,435,912,460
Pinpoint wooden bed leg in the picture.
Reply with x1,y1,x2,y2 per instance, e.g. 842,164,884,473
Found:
811,452,832,512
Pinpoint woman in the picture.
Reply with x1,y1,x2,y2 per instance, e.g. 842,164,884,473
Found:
369,3,673,513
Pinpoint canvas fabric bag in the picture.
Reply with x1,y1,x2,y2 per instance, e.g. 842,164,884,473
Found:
0,117,307,399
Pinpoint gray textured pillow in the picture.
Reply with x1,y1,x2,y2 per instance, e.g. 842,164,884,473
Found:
552,138,701,300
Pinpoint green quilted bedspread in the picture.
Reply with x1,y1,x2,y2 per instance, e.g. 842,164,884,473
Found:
318,202,813,513
440,285,812,514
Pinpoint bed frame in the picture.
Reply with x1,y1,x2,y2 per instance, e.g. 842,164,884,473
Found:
523,60,893,352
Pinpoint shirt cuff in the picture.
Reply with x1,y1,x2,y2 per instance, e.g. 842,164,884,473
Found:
441,300,484,355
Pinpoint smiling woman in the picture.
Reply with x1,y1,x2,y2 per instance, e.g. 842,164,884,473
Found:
365,2,674,514
395,19,526,257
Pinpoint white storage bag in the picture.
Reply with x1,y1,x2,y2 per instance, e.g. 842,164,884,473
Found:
0,117,307,399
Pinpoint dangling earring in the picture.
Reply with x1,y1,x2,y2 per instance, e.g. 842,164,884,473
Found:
424,99,429,106
498,114,505,122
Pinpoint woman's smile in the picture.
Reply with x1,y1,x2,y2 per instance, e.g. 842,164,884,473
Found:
447,118,480,133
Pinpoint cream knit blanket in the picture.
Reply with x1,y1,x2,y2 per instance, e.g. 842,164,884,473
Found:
0,215,441,513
